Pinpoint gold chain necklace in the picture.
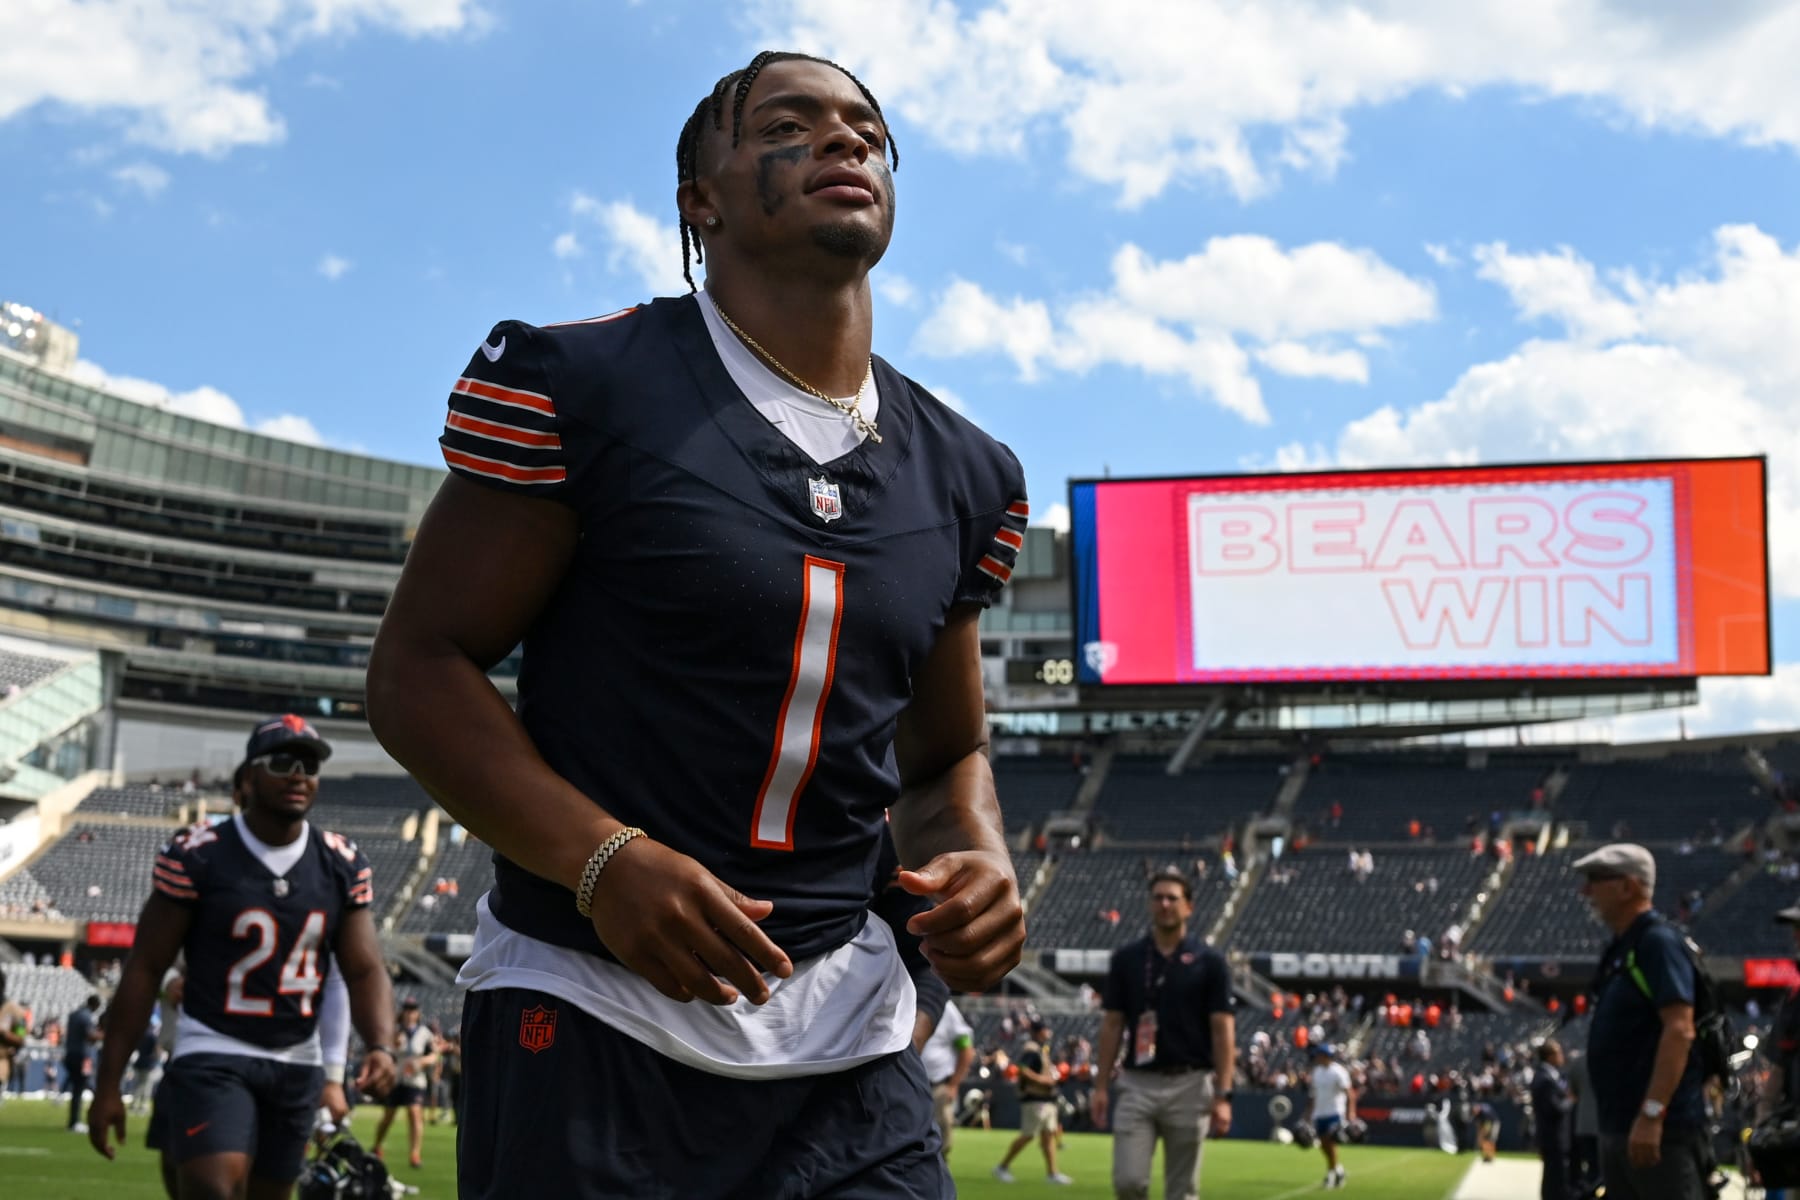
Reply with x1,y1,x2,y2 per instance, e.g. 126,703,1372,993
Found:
712,303,882,445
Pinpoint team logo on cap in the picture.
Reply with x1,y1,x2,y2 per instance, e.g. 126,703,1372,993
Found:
518,1003,557,1053
809,476,842,523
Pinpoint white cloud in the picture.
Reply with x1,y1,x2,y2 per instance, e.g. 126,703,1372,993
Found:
66,359,324,445
1424,243,1459,269
0,1,485,156
759,0,1800,204
253,414,324,445
571,194,685,295
1254,341,1368,383
914,237,1433,422
317,254,353,281
1035,501,1070,534
110,162,169,197
996,240,1031,267
876,273,917,307
551,231,584,260
1284,223,1800,600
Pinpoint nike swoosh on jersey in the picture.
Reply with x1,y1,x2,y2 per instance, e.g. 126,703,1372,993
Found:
186,1122,210,1137
480,336,506,362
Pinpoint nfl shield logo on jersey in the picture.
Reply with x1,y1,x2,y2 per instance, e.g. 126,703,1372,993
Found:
808,476,843,523
518,1003,557,1054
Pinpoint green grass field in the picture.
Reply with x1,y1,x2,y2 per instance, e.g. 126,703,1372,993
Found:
0,1098,1482,1198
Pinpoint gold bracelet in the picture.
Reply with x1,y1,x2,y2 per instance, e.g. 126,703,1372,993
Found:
574,827,646,918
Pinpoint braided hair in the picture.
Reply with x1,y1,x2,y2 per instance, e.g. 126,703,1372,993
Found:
675,50,899,292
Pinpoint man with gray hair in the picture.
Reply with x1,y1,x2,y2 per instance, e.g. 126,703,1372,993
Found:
1576,843,1706,1200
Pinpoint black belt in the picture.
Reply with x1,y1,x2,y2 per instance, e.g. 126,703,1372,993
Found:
1137,1063,1207,1074
932,1078,952,1088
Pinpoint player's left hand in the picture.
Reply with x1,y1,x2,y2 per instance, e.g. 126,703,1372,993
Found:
356,1049,397,1098
1210,1096,1233,1137
898,850,1024,993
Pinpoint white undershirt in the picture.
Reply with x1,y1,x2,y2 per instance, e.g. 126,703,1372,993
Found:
173,817,331,1066
458,895,913,1079
696,286,879,464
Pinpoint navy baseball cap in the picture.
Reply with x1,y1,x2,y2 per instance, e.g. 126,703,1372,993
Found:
245,714,332,764
1310,1043,1335,1059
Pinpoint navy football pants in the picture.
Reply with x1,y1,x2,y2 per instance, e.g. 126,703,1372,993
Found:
458,987,953,1199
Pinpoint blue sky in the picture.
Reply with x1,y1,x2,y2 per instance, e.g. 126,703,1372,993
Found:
3,0,1799,738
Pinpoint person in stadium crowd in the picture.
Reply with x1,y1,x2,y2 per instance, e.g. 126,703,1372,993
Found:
370,997,435,1169
86,716,397,1200
992,1017,1073,1185
365,48,1027,1200
64,992,101,1131
1092,869,1236,1200
918,998,975,1159
1531,1039,1574,1200
0,967,27,1106
1308,1043,1355,1189
1577,843,1708,1200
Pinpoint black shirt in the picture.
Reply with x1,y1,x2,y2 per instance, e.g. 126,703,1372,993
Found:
1588,910,1704,1134
1017,1040,1057,1099
1102,934,1234,1070
1530,1063,1571,1151
65,1006,96,1062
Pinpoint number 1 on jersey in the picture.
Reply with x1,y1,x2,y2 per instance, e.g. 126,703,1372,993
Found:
751,556,845,850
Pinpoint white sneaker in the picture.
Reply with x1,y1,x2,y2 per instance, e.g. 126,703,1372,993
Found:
70,1122,89,1134
1048,1172,1074,1185
992,1166,1015,1183
1334,1167,1347,1188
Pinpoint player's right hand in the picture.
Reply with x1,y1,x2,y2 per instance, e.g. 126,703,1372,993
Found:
588,836,793,1005
87,1086,126,1159
1090,1087,1109,1129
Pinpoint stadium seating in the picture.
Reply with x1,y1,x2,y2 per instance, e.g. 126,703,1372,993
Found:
993,757,1084,833
1,962,96,1028
1360,1010,1550,1077
398,835,494,934
1691,860,1800,958
74,784,193,820
1092,755,1286,845
1230,846,1493,955
1024,850,1234,950
349,834,424,922
1469,844,1742,959
1554,757,1769,844
1295,755,1545,844
22,822,178,923
0,648,67,691
0,865,59,918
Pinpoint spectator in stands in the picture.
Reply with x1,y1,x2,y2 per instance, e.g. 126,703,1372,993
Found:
1092,869,1235,1200
1576,843,1708,1200
64,993,100,1132
1532,1040,1573,1200
1766,903,1800,1129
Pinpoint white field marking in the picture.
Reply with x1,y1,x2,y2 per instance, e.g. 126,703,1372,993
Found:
1260,1149,1428,1200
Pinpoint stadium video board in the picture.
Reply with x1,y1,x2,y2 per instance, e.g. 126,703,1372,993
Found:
1069,457,1769,685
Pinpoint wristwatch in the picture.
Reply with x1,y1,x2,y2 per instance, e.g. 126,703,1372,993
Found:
1640,1099,1666,1120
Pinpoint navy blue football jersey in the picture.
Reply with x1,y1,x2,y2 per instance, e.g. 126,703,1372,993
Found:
439,296,1027,962
154,820,373,1049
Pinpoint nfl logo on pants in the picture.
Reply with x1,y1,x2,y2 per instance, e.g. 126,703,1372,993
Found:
809,476,842,522
518,1003,557,1053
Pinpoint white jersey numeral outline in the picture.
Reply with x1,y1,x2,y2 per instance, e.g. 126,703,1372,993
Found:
225,908,327,1017
750,556,846,850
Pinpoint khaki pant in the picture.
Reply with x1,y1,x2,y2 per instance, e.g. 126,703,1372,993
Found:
1111,1068,1215,1200
932,1082,956,1151
1021,1099,1060,1138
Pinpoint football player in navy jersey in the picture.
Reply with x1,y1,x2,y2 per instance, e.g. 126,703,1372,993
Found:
87,717,397,1200
367,49,1027,1199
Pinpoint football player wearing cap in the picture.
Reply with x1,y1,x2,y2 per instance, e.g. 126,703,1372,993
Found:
1576,842,1708,1200
1308,1044,1354,1189
87,716,398,1200
371,997,436,1170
